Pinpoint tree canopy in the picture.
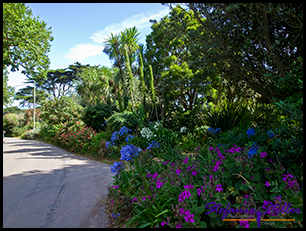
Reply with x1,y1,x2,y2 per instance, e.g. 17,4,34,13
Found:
3,3,54,78
163,3,303,102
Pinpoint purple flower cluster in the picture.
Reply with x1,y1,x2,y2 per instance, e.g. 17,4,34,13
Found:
197,186,205,196
210,147,225,172
179,208,195,223
178,190,192,202
283,172,300,192
183,157,188,164
216,184,223,192
239,220,250,228
156,177,165,189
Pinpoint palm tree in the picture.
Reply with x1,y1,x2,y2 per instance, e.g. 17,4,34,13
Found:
103,33,127,95
120,27,140,56
103,27,141,111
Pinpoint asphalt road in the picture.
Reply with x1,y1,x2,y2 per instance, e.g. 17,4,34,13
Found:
3,137,113,228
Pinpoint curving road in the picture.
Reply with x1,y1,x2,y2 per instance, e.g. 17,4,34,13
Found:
3,138,113,228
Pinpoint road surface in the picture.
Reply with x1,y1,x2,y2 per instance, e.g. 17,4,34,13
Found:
3,138,113,228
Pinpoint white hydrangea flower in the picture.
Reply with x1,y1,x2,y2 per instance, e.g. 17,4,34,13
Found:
153,121,162,130
140,127,154,140
180,126,187,133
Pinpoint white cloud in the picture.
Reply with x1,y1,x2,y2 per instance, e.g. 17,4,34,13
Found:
64,7,170,62
64,43,104,62
90,8,169,44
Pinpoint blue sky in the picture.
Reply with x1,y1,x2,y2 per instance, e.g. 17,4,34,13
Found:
7,3,171,108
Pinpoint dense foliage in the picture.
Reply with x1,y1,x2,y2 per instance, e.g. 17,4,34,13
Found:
82,102,118,132
5,3,303,229
40,96,83,125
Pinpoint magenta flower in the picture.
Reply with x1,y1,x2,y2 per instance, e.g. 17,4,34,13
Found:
187,166,191,171
184,184,194,190
175,169,181,175
143,197,146,201
216,160,222,166
192,171,197,176
176,223,182,228
178,190,192,202
183,157,188,164
209,147,213,151
152,173,158,180
161,221,167,226
147,173,152,178
163,160,169,165
260,152,268,158
213,165,219,172
239,220,250,228
265,181,270,187
156,179,164,189
184,212,195,223
216,184,223,192
209,175,213,180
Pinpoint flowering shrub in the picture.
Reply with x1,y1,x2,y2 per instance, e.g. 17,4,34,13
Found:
107,127,303,228
51,125,97,155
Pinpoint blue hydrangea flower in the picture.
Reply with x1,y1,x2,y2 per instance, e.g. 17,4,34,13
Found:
215,128,222,133
119,126,131,136
120,144,141,161
208,127,216,134
111,131,120,142
125,134,134,143
248,142,259,158
112,213,120,218
106,141,115,149
110,161,125,175
147,141,159,149
267,130,275,138
246,128,255,137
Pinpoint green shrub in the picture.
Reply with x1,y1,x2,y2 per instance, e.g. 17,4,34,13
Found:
204,98,255,132
107,110,145,135
40,96,83,125
264,94,303,186
21,127,41,140
3,113,26,136
82,102,118,132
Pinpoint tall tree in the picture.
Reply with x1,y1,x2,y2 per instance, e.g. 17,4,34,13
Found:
103,27,141,111
124,44,135,110
75,65,119,106
3,3,53,78
165,3,303,102
14,84,50,108
3,69,15,107
103,33,126,95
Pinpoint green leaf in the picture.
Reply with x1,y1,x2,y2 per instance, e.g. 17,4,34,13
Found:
196,206,205,214
225,179,233,186
139,222,152,228
235,180,242,191
254,172,260,181
249,221,258,228
254,192,263,202
215,216,223,226
289,196,303,207
240,185,248,191
221,198,231,208
155,209,169,218
244,172,251,178
208,212,217,218
199,221,207,228
223,171,230,178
